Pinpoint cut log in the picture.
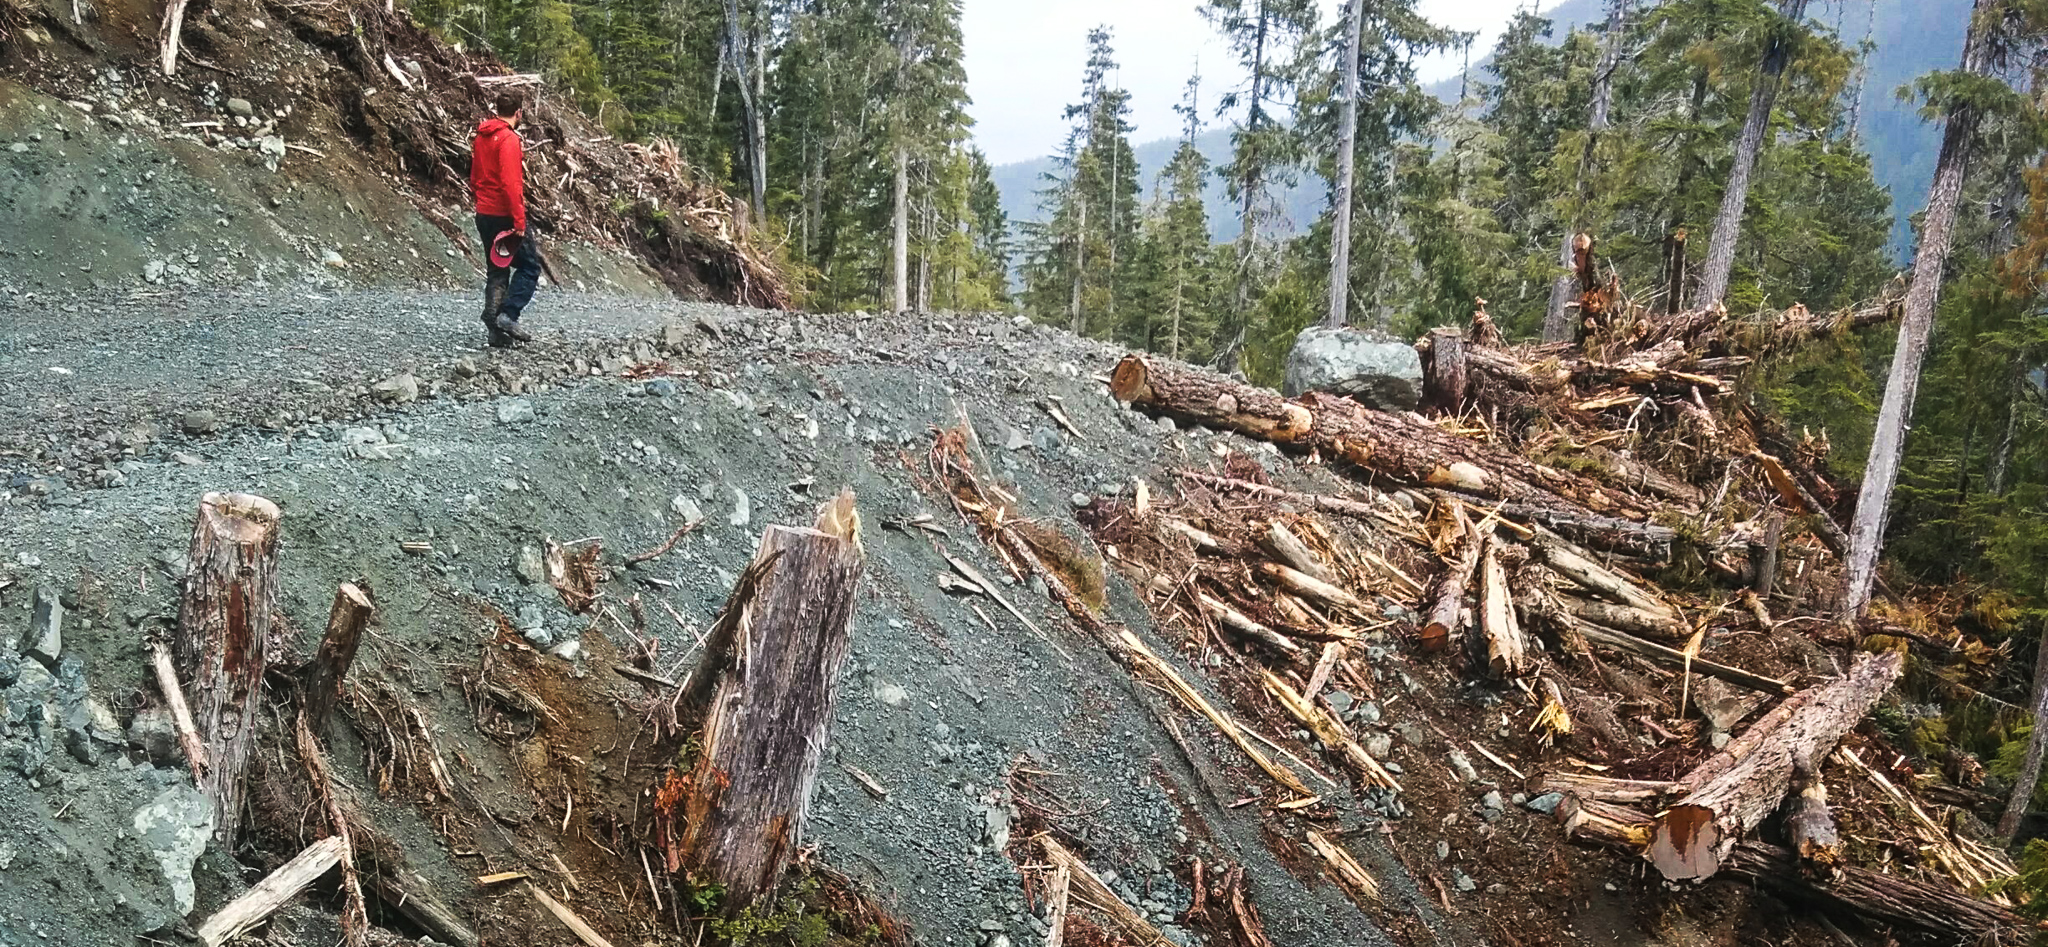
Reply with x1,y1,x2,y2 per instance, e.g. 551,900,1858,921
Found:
147,638,209,780
1573,620,1791,695
1478,539,1529,679
301,583,374,733
176,492,281,844
1421,507,1480,653
1038,835,1169,945
364,870,477,947
1530,529,1672,618
195,836,347,947
1647,651,1902,880
1749,513,1785,597
1558,795,2019,940
1257,562,1365,614
1110,356,1655,520
1439,491,1676,559
1560,595,1685,641
1119,628,1314,798
1259,668,1399,790
529,883,620,947
677,491,865,911
1255,521,1333,583
1044,858,1072,947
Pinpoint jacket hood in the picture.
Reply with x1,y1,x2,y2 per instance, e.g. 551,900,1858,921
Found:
476,116,514,137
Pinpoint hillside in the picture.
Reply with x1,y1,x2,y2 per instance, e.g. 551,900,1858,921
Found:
993,0,1971,259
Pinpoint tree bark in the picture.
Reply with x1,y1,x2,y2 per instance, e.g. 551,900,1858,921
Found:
1785,752,1841,868
1662,228,1689,315
302,583,374,734
1324,0,1363,329
159,0,191,76
1420,327,1467,413
1478,538,1529,678
1421,507,1479,653
1841,0,1999,618
1647,651,1902,880
1558,795,2022,940
1996,629,2048,837
177,492,281,844
1256,521,1333,584
195,837,346,947
1699,0,1810,305
892,147,910,314
677,491,865,912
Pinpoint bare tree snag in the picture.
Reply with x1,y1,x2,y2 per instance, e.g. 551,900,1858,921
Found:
1749,513,1785,597
147,638,209,780
677,490,865,911
1558,796,2020,940
1662,228,1689,315
195,836,347,947
159,0,191,75
177,491,281,843
302,583,374,734
1648,651,1902,880
1479,539,1529,678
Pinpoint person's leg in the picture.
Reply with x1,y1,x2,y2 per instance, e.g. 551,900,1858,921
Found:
475,215,513,346
501,229,542,321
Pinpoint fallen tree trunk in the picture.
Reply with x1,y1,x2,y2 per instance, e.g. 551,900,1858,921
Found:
1558,795,2019,940
1560,595,1685,641
147,638,209,780
1531,529,1673,618
1435,491,1676,559
676,490,865,911
196,837,347,947
1785,753,1841,869
1421,507,1480,653
1110,355,1655,520
1573,620,1791,695
176,492,282,843
1256,521,1334,583
1648,651,1902,880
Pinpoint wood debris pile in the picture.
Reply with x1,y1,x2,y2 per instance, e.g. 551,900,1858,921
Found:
916,288,2034,942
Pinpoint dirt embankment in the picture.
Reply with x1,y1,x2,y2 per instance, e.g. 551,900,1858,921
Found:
0,0,784,305
0,290,1883,947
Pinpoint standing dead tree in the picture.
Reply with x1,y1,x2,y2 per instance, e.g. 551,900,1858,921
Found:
176,492,281,843
674,490,866,911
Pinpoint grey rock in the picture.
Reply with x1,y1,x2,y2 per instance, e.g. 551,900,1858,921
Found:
1481,790,1504,811
496,399,536,424
258,135,285,158
1031,427,1063,453
550,640,582,661
179,409,220,435
341,426,398,460
645,378,678,397
1523,792,1564,815
320,249,347,269
1323,690,1354,716
1281,325,1423,410
132,785,215,915
1693,677,1760,735
728,488,751,527
1004,426,1027,451
1452,867,1477,893
372,372,419,404
1394,721,1427,746
873,680,908,708
225,97,255,117
1447,747,1480,783
1354,700,1382,725
453,356,480,378
521,625,554,648
26,584,62,666
1364,731,1393,759
144,259,166,283
1156,415,1176,434
0,643,18,688
128,708,180,765
670,494,703,522
1070,492,1092,509
515,545,545,585
1436,840,1451,861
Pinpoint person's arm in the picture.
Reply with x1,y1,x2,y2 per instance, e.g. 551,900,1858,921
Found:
504,133,528,233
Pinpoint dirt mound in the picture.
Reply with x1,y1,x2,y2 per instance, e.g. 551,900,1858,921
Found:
0,0,785,305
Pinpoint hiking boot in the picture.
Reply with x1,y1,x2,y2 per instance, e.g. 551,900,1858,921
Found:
486,327,516,348
494,313,533,343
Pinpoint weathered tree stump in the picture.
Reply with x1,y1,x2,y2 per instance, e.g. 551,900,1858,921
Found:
301,583,374,733
176,491,281,843
676,490,865,910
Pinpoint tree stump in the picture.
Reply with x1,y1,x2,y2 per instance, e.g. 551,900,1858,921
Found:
677,490,865,910
302,583,374,733
176,491,281,843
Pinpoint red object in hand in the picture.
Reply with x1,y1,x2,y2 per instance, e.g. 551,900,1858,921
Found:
490,231,522,269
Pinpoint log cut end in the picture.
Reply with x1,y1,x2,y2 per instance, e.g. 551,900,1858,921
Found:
197,491,283,543
1647,804,1722,880
1109,356,1152,404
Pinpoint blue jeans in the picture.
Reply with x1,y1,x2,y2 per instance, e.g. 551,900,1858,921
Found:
475,214,540,320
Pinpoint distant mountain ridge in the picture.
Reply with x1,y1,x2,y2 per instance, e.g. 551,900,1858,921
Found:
987,0,1968,260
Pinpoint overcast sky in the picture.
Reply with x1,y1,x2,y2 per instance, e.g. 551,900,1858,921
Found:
962,0,1553,165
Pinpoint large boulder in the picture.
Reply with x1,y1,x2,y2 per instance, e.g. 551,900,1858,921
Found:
1282,326,1423,410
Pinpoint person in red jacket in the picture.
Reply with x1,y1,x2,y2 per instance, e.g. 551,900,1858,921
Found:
471,91,540,346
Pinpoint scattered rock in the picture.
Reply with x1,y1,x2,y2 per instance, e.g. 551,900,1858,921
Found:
1524,792,1564,815
372,372,419,404
645,378,678,397
225,97,255,117
127,708,180,765
178,409,220,435
550,640,582,661
1004,426,1027,451
143,260,166,283
25,584,62,666
515,545,545,585
453,356,480,378
1323,690,1355,717
671,494,703,522
1281,325,1424,410
1446,747,1480,783
495,399,536,424
321,249,347,269
873,680,908,708
1451,867,1477,893
131,785,215,916
728,488,751,528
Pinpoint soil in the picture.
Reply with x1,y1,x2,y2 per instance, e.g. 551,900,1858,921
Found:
0,279,1877,947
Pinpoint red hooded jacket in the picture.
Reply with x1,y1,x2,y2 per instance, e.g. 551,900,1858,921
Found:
471,116,526,231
